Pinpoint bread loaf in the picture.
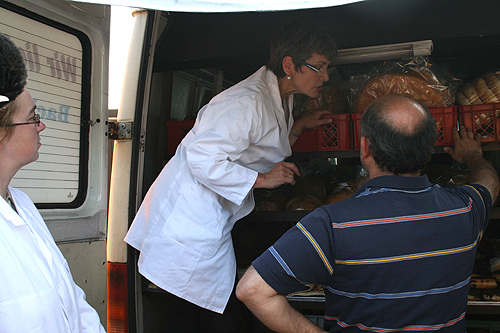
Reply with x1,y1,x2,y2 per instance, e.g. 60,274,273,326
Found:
482,288,500,301
324,181,357,205
256,190,289,211
468,288,483,301
286,175,327,211
470,277,498,289
457,71,500,105
356,74,453,113
286,195,324,211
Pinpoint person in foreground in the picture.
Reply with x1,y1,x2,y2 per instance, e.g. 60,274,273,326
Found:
236,94,499,333
124,15,336,331
0,33,106,333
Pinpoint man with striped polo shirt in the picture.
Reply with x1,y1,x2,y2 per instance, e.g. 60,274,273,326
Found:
236,94,499,333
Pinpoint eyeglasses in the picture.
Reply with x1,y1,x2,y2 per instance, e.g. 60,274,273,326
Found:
4,106,41,127
299,60,334,77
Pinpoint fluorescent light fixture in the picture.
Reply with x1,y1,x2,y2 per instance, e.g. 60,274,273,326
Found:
332,40,433,65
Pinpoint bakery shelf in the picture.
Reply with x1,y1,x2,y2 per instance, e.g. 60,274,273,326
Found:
467,302,500,315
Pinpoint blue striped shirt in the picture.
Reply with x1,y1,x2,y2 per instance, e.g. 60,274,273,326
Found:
253,175,492,332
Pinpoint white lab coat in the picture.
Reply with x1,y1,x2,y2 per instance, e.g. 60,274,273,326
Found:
125,66,294,313
0,187,106,333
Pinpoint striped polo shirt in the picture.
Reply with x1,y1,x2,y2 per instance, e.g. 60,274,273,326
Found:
253,175,492,332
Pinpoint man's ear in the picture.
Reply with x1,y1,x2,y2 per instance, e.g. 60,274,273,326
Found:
360,136,371,159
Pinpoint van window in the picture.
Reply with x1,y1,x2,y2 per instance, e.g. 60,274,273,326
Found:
0,4,90,208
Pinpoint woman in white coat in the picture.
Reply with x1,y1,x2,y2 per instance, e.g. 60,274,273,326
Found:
124,15,337,332
0,33,105,333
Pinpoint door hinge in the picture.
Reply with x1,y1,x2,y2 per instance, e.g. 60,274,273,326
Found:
107,120,133,140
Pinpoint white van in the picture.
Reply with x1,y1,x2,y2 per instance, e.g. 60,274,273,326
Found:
2,0,500,332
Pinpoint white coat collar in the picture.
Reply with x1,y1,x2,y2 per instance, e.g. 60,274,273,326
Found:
1,187,31,227
262,68,294,148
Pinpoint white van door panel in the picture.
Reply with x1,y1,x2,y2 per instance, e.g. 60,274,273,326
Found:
0,0,110,243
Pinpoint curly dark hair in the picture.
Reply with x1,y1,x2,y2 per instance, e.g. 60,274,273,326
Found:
360,94,437,175
266,15,337,78
0,33,27,109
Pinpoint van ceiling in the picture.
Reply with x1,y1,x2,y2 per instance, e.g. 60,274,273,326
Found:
153,0,500,84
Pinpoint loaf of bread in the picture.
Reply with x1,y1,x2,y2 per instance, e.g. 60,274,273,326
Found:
286,195,324,211
324,181,357,205
482,288,500,301
470,277,498,289
457,71,500,105
468,288,483,301
292,175,327,203
356,73,454,113
256,190,290,211
285,175,327,211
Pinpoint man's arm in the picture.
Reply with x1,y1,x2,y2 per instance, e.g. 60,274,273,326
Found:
236,266,327,333
443,126,499,202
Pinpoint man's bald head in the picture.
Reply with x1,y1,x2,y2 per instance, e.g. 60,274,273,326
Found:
360,94,436,175
375,94,429,135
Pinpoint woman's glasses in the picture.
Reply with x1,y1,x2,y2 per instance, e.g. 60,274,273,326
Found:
4,106,41,127
299,60,334,78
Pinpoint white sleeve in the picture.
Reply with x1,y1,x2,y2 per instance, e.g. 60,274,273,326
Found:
185,96,260,206
75,283,106,333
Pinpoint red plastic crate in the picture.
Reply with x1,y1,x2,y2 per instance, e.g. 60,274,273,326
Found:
459,103,500,142
352,113,362,150
352,107,457,149
166,120,195,153
292,114,351,152
429,106,457,147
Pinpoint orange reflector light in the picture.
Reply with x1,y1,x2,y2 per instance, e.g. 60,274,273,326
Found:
107,262,128,333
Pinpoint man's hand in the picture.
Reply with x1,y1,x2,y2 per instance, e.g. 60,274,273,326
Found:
443,126,482,164
444,126,499,202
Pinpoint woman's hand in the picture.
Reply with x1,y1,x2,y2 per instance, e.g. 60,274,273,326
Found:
292,109,333,136
253,161,300,189
289,109,332,146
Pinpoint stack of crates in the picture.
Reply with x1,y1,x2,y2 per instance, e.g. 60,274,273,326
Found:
166,103,500,154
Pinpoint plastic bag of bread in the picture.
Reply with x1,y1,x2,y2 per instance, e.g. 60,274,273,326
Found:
433,163,469,186
255,188,290,211
303,84,351,114
345,56,458,113
286,175,327,211
456,70,500,105
324,180,357,205
295,67,352,116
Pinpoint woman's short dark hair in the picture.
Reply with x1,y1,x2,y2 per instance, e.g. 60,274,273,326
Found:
0,33,27,144
360,95,437,175
0,33,27,109
266,15,337,77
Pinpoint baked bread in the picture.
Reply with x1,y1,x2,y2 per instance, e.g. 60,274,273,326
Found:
468,288,483,301
482,288,500,301
256,190,289,211
286,195,324,211
356,73,453,113
325,181,356,205
292,175,327,203
457,71,500,105
470,277,498,289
